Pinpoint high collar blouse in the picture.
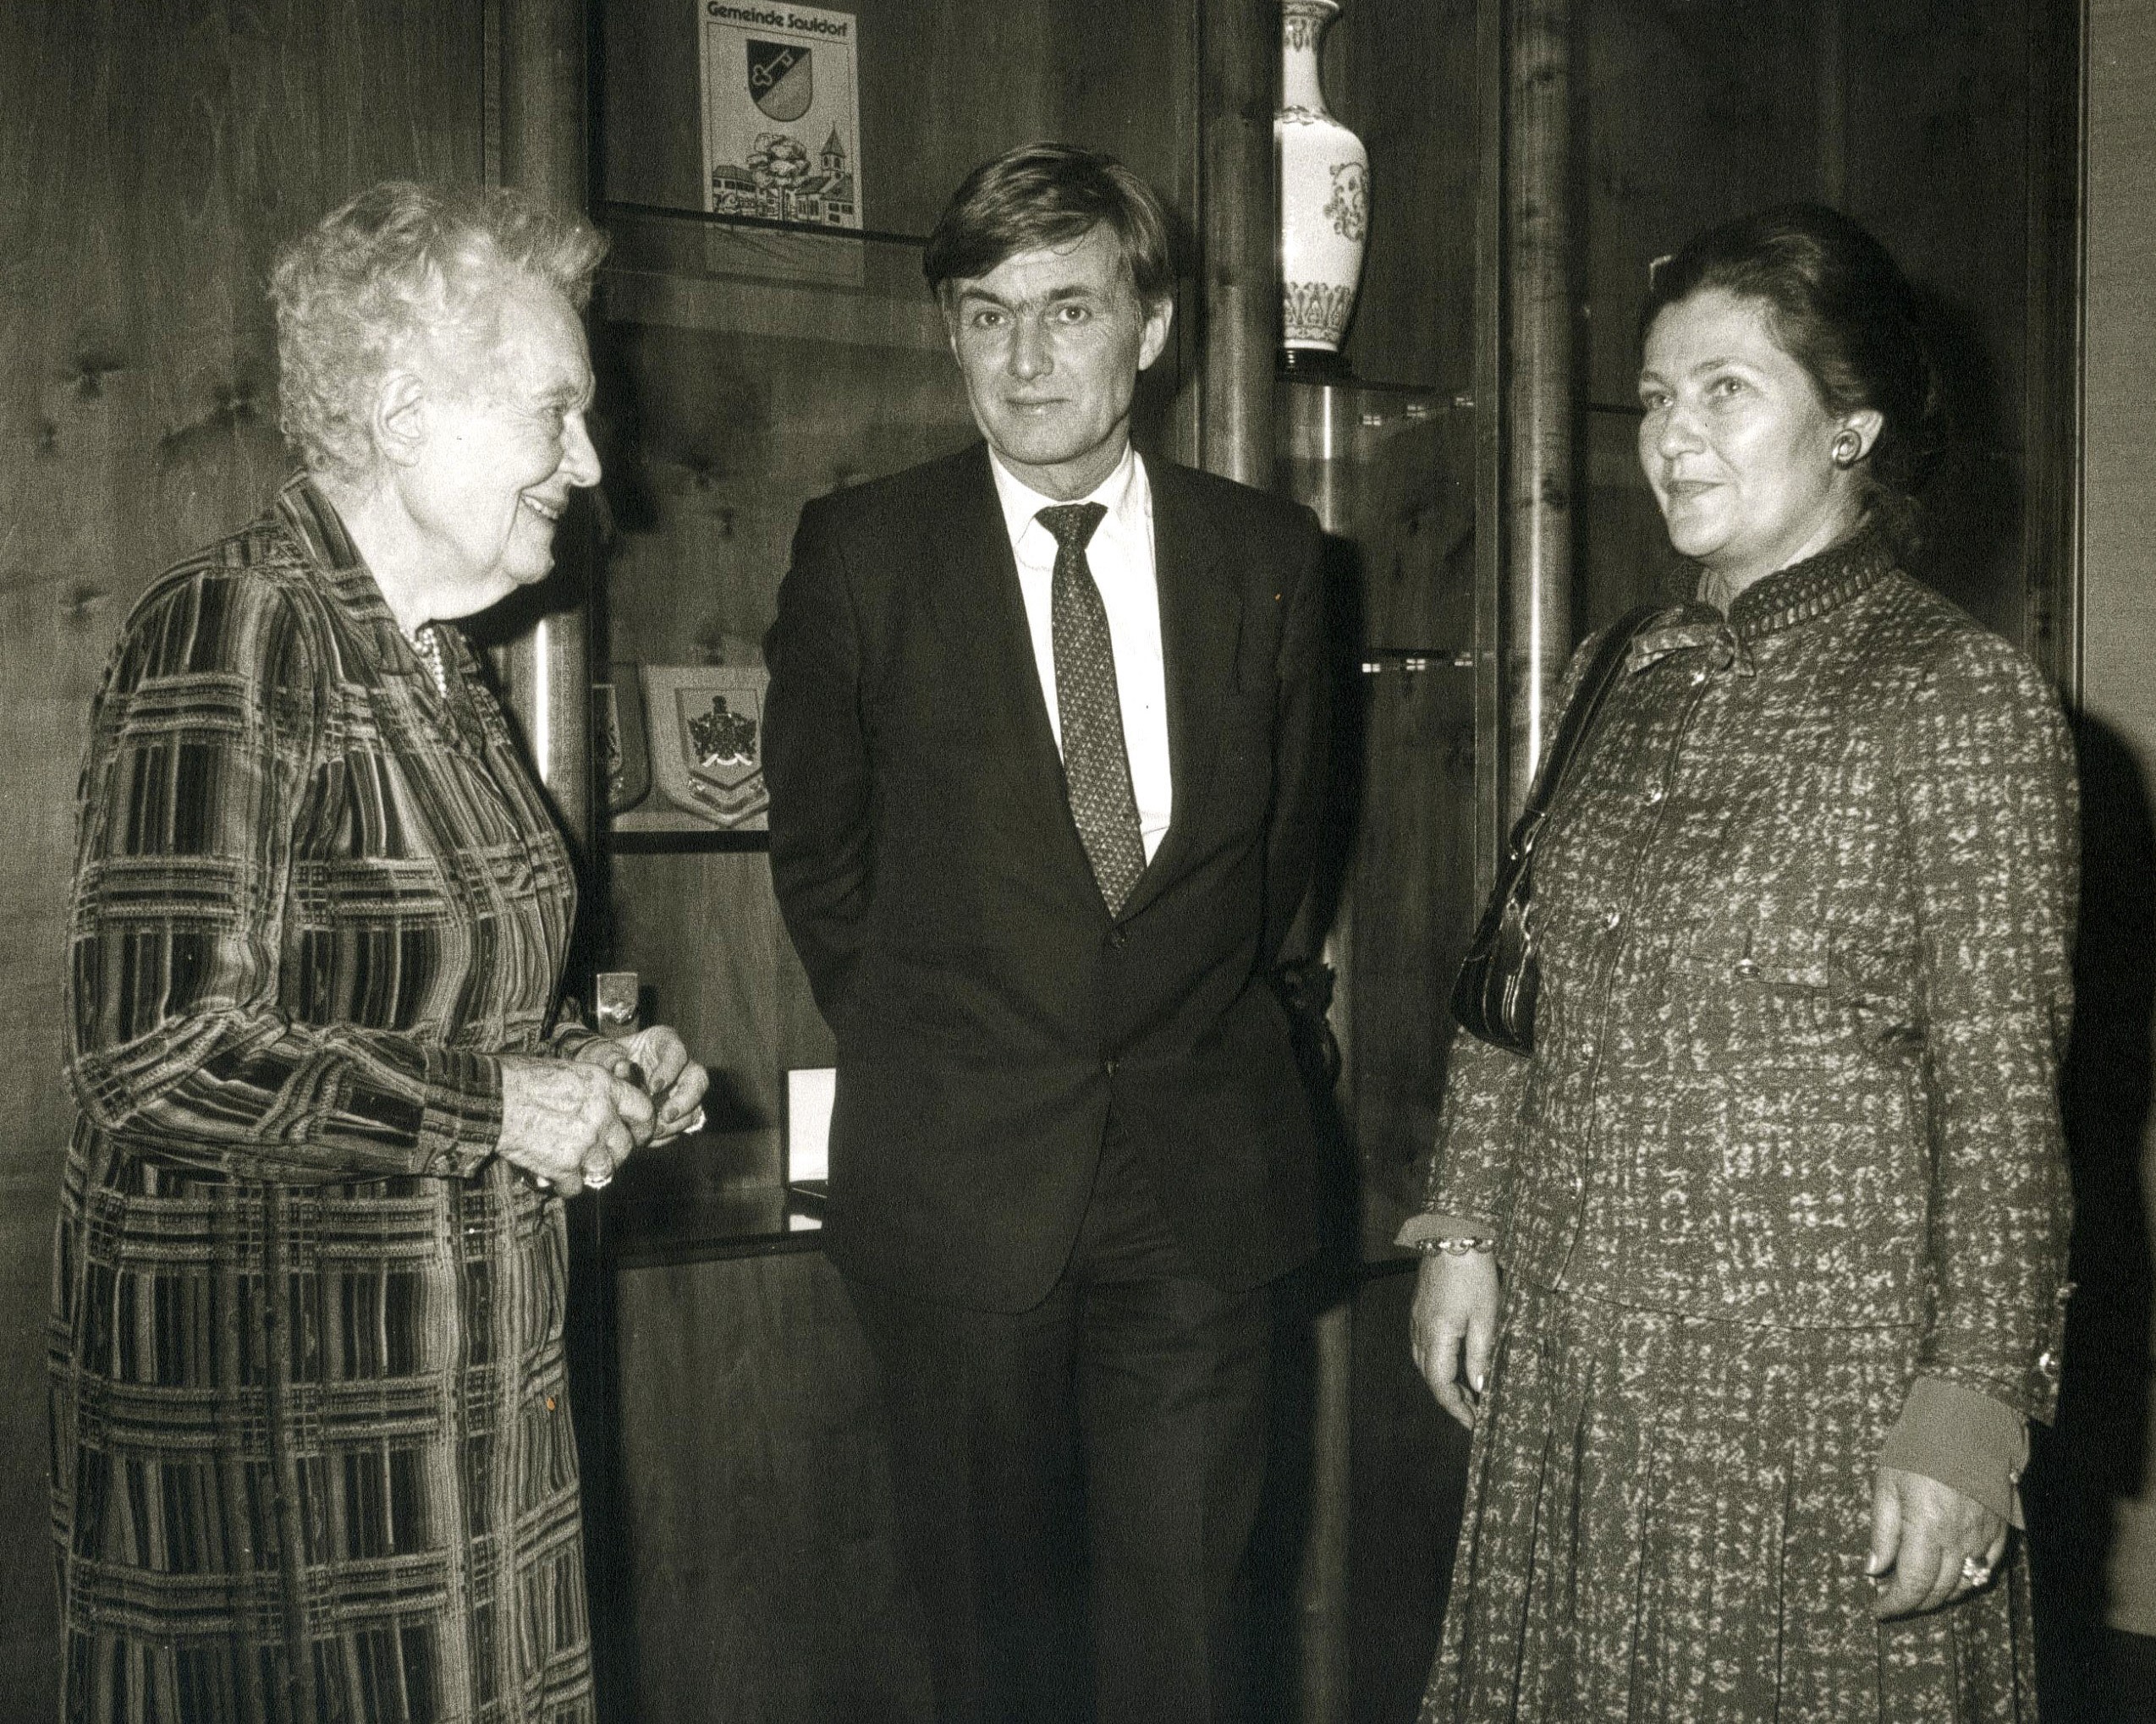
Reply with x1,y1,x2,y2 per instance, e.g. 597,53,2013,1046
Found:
1421,527,2078,1425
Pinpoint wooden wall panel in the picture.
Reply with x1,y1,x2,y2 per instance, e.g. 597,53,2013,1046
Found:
1843,0,2036,644
612,1249,932,1723
1323,0,1482,394
1576,0,1819,410
601,0,1196,238
0,3,486,1713
603,848,838,1213
1345,1268,1468,1724
2064,0,2156,1656
1279,394,1480,1253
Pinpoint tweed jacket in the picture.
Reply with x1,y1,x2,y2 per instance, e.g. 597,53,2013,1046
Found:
52,476,597,1722
1422,529,2076,1425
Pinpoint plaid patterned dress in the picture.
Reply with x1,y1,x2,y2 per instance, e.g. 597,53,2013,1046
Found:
51,478,596,1724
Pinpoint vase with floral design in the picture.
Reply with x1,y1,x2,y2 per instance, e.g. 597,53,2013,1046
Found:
1278,0,1367,370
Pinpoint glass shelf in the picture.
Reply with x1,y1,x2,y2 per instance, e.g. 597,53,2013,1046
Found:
1276,370,1482,1261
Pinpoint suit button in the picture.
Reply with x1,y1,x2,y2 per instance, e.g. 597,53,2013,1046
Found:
1603,907,1622,931
1108,928,1128,949
1644,784,1665,805
2037,1349,2060,1380
1105,1057,1119,1077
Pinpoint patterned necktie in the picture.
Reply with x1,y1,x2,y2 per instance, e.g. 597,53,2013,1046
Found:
1038,502,1147,914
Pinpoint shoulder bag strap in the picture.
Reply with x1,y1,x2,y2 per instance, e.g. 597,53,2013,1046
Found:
1509,603,1668,859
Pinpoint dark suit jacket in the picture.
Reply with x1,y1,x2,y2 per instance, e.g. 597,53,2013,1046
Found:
763,442,1329,1311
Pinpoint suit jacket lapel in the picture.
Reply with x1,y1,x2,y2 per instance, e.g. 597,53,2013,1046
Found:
919,446,1245,922
920,445,1103,898
1120,458,1242,919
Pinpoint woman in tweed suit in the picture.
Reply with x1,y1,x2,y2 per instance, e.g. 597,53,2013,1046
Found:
1407,206,2076,1720
50,183,708,1723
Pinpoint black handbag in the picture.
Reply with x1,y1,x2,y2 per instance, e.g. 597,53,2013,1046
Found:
1451,607,1664,1055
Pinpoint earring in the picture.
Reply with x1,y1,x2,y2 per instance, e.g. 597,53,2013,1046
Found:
1831,431,1862,468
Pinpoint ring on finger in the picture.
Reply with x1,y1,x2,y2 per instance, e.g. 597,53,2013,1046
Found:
1960,1556,1990,1588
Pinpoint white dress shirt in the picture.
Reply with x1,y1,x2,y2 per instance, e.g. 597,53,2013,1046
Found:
987,443,1173,862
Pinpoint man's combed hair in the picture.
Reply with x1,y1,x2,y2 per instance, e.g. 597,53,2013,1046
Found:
270,181,609,480
924,142,1175,305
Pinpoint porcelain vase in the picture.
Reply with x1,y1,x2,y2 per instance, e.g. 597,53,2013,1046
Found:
1278,0,1367,365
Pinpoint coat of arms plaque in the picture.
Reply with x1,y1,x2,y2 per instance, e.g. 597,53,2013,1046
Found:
641,663,772,831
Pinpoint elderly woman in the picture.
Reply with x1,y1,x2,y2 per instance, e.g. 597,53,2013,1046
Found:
49,182,707,1721
1406,205,2076,1720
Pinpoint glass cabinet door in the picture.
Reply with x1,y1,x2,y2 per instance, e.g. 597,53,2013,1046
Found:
1278,376,1480,1260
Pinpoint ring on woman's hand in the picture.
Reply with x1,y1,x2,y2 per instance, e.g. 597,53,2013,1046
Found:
1960,1557,1990,1587
584,1167,613,1190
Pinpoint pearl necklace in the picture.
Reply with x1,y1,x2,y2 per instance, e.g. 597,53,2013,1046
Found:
401,622,449,699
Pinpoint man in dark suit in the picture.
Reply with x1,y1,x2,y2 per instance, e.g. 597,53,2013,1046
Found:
762,142,1328,1724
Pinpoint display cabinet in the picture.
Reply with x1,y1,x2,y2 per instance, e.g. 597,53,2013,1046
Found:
591,210,975,1260
580,6,1212,1718
1277,375,1477,1258
1273,372,1479,1719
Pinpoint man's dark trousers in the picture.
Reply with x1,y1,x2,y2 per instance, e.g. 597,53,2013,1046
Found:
847,1122,1270,1724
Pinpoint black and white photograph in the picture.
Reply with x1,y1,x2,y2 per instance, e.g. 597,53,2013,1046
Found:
2,2,2150,1721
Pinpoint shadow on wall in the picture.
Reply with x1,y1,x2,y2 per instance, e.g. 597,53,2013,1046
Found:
1904,281,2024,645
2028,713,2156,1724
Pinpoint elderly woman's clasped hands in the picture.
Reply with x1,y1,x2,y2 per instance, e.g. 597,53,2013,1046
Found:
498,1029,710,1196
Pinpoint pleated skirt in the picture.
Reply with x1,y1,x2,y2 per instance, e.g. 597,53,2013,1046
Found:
1421,1283,2038,1723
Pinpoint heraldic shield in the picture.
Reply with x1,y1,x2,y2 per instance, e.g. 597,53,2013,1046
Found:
749,40,813,122
641,664,770,829
683,689,759,791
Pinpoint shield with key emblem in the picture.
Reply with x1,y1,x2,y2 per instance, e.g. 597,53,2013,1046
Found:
748,40,813,122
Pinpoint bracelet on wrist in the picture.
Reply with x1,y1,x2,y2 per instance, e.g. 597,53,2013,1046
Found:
1412,1234,1497,1257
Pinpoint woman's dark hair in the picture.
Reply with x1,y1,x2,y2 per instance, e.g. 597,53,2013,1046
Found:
924,142,1174,306
1640,204,1946,541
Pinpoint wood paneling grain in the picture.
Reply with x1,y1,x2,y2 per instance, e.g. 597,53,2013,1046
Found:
1345,1268,1469,1724
593,277,976,670
1576,0,1818,409
0,4,486,1712
1324,0,1480,393
1279,387,1479,1254
592,260,971,1222
1198,0,1273,486
1505,0,1575,815
1843,0,2039,645
612,1249,932,1723
2075,0,2156,1648
603,848,830,1216
601,0,1195,239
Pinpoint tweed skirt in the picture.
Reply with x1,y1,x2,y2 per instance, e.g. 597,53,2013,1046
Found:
1421,1283,2038,1723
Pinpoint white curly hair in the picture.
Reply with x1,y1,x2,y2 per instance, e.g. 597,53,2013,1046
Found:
269,181,608,480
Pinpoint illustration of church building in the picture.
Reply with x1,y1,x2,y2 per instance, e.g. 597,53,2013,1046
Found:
709,128,856,226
